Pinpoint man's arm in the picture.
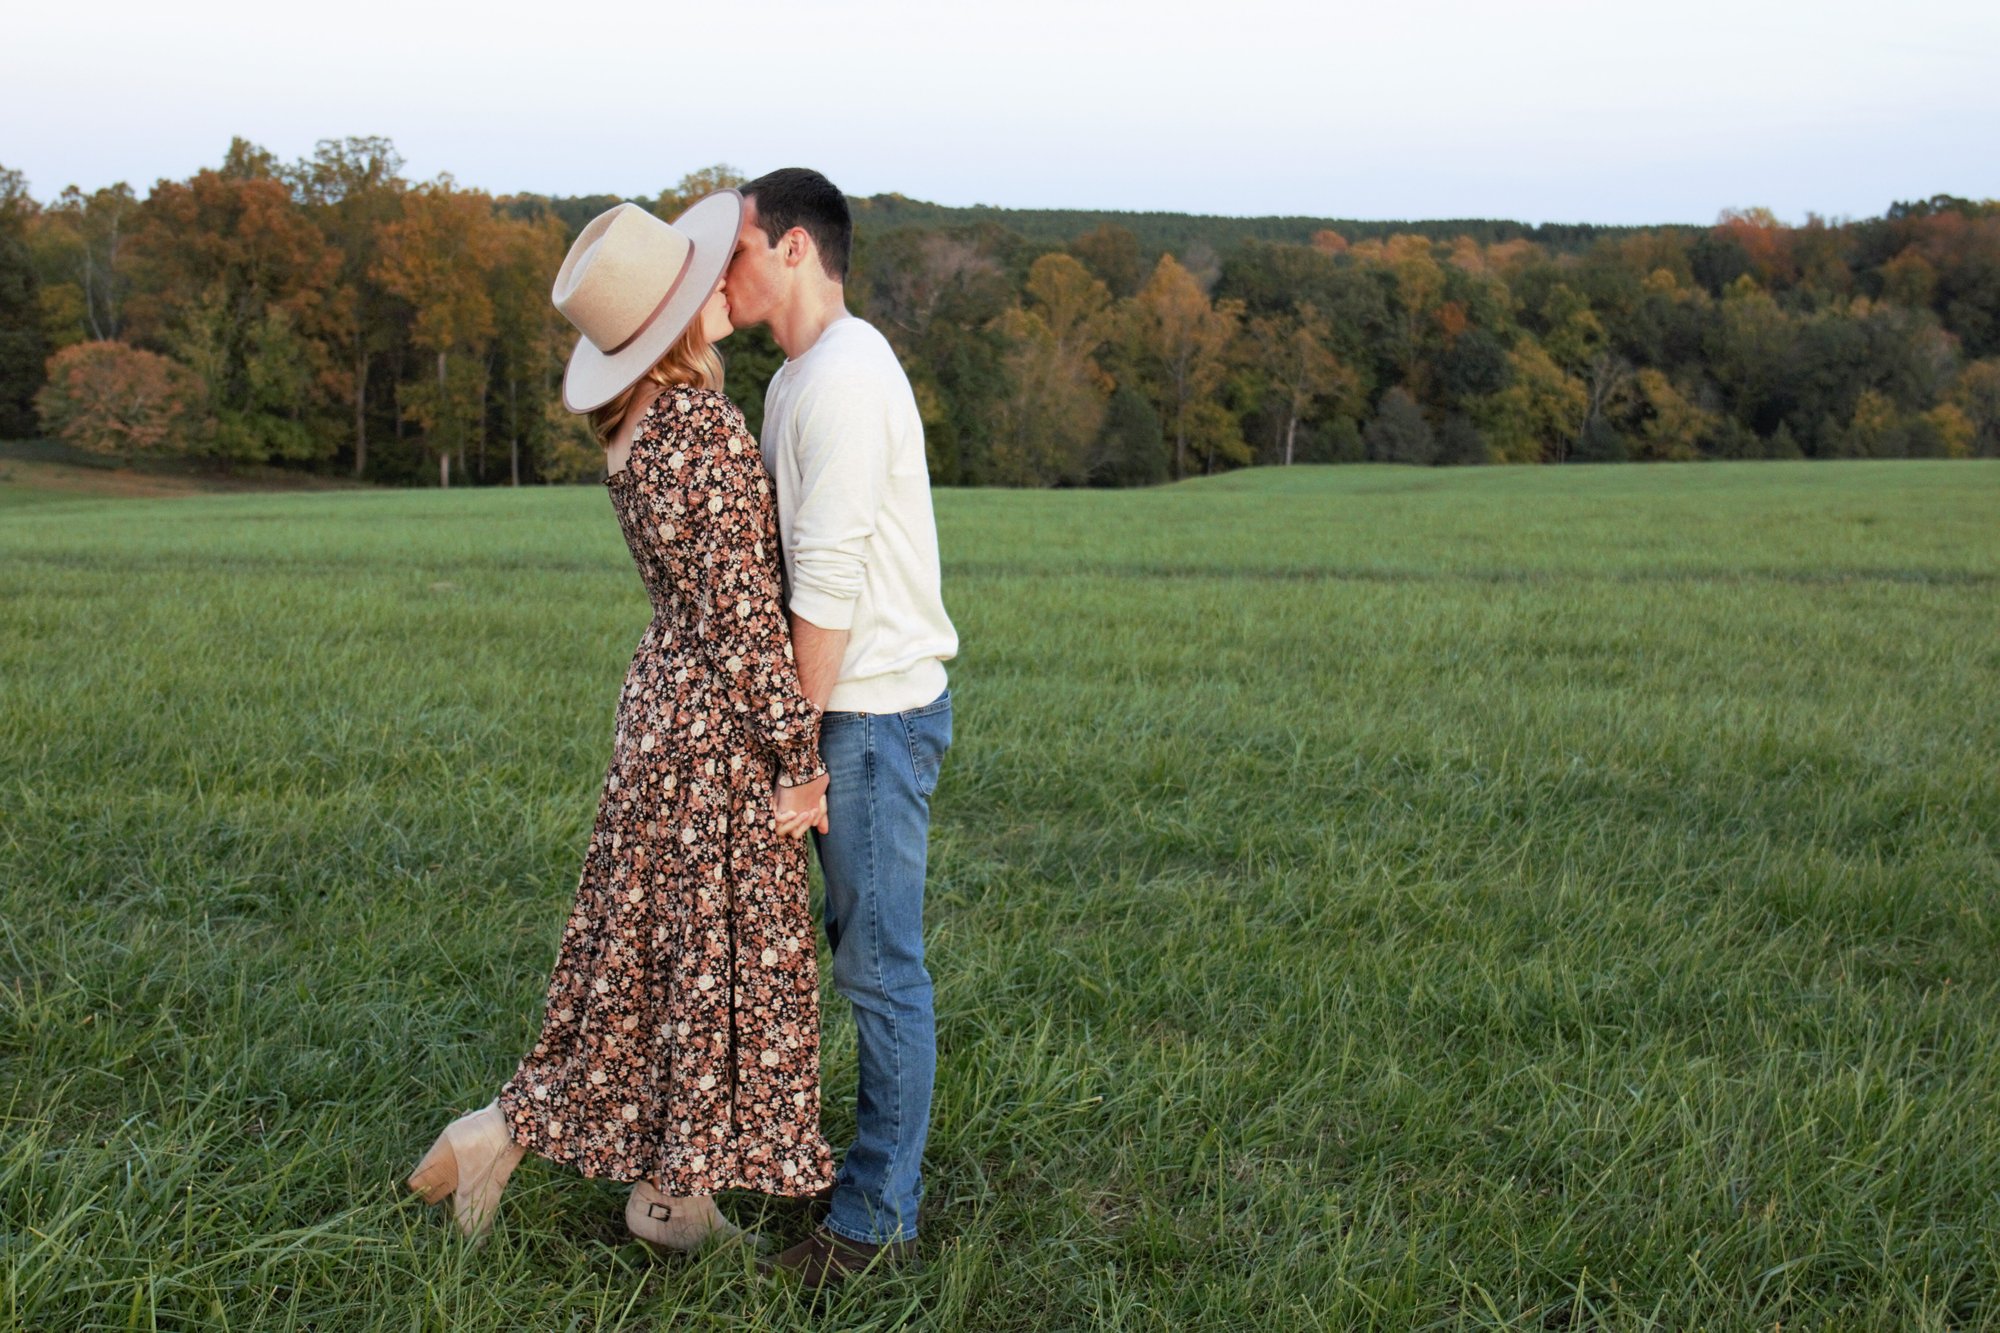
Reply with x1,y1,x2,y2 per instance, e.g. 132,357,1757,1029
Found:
785,613,848,835
789,614,850,713
783,366,887,642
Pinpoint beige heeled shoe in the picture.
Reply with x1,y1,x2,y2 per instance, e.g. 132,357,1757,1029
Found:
625,1179,764,1256
407,1101,526,1241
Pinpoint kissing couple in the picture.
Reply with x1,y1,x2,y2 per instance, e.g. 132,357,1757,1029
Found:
406,167,958,1294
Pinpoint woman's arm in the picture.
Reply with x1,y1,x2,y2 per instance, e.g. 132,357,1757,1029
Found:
638,396,827,792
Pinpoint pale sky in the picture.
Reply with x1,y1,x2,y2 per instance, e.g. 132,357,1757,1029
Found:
6,0,1997,226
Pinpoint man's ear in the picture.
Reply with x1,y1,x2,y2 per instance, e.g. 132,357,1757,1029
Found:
783,227,816,271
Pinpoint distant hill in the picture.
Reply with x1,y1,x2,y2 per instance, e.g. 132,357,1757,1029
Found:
502,189,1692,257
0,439,374,502
846,193,1683,255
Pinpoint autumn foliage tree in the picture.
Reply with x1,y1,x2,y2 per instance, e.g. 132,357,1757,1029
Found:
35,341,200,463
9,140,1999,484
1127,254,1244,478
486,209,571,486
1243,302,1357,465
373,178,501,487
127,142,342,463
988,254,1114,486
293,137,407,478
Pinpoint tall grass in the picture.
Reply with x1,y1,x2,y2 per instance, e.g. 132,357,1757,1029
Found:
2,461,1997,1330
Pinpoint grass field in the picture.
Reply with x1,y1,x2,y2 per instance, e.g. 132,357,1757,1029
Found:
2,461,1997,1331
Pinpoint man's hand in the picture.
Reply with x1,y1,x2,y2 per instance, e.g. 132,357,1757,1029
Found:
774,772,831,839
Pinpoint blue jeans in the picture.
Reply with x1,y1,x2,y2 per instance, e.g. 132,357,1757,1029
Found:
813,688,951,1245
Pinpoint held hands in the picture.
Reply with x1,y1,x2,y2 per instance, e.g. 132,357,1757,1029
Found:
773,772,830,840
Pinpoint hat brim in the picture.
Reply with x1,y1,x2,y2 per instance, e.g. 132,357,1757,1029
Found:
562,189,743,413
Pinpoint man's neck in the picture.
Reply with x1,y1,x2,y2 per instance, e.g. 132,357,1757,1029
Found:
769,282,851,361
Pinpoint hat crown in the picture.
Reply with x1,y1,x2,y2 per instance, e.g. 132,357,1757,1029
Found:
552,204,693,354
553,190,742,414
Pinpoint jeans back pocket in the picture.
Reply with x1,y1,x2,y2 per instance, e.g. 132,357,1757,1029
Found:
899,694,952,798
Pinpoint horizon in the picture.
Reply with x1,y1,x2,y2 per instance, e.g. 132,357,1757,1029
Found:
8,144,1977,233
6,0,1997,229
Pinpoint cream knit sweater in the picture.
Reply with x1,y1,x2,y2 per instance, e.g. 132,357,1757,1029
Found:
759,316,957,715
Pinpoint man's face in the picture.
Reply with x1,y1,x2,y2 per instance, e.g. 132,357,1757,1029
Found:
725,198,785,329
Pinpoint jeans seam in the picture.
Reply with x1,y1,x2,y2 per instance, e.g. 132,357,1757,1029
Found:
871,714,905,1238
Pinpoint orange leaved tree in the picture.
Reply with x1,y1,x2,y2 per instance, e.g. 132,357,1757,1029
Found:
1125,254,1244,478
36,340,200,464
372,178,501,487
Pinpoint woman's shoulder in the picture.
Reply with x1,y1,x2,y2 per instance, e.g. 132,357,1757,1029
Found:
639,385,747,445
633,386,762,485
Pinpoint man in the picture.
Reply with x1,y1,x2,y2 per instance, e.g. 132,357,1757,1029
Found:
723,167,958,1291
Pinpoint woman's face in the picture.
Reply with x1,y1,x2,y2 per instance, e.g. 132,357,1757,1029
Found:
699,281,734,344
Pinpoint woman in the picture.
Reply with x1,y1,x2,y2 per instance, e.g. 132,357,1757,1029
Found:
407,191,836,1253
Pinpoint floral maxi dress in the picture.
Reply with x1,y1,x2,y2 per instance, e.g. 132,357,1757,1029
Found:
497,387,836,1198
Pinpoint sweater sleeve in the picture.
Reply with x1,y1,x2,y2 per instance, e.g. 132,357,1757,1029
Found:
641,395,824,782
781,363,892,632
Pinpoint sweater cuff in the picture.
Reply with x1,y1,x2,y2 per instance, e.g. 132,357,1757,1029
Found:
788,585,858,632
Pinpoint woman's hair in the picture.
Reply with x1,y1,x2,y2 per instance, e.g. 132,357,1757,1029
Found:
586,312,725,446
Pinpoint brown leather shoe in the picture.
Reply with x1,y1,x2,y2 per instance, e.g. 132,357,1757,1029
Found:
765,1224,916,1292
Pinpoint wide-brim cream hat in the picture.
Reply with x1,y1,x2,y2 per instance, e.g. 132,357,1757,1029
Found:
553,189,743,413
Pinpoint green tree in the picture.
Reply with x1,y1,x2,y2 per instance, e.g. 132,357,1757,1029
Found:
0,166,47,437
1440,327,1512,403
1434,413,1490,465
33,182,138,347
1243,302,1358,465
1364,386,1436,464
1704,275,1793,438
1093,382,1168,485
853,226,1014,485
1067,223,1144,298
1536,282,1607,372
537,392,604,482
1581,352,1636,454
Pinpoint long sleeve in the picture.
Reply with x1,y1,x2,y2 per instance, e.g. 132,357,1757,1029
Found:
760,317,957,715
642,394,824,782
780,371,890,632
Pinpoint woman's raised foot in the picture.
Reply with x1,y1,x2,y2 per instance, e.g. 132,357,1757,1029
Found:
408,1100,525,1242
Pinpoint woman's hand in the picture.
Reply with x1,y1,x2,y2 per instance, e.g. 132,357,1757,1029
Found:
773,772,830,840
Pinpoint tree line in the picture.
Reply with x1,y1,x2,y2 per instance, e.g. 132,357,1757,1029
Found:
3,138,1997,487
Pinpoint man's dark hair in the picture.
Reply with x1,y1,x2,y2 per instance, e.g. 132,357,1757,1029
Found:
741,168,852,282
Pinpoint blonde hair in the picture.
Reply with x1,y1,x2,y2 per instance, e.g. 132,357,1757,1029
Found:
587,315,726,446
